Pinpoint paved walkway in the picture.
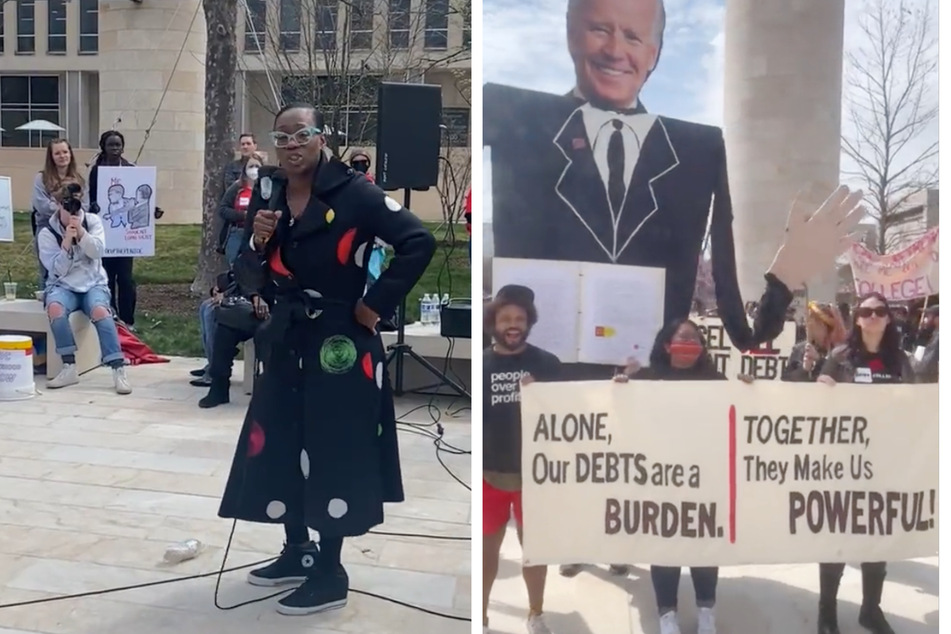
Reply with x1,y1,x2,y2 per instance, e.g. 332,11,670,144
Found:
0,358,471,634
487,526,938,633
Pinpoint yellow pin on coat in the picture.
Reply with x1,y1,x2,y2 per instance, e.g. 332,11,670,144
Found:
325,209,335,223
594,326,616,337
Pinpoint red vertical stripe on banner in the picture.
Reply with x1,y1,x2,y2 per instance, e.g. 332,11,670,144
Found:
729,404,737,543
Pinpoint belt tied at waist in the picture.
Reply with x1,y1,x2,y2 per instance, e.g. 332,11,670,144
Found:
257,289,353,346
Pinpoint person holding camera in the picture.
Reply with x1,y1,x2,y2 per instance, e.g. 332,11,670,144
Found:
31,138,87,290
36,182,131,394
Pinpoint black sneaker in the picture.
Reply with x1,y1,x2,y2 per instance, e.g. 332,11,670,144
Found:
858,605,894,634
559,564,582,577
190,367,208,377
609,564,630,576
247,542,316,587
276,565,349,616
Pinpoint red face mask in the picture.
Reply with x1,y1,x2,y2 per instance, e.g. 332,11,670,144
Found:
668,341,704,368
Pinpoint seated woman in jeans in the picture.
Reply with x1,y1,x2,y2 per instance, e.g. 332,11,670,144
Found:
36,184,131,394
613,318,732,634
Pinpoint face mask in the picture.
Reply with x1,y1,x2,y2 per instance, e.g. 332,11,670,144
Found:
246,167,259,180
668,341,704,368
352,161,368,173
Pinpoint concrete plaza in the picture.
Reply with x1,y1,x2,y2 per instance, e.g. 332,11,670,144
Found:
487,529,938,633
0,358,471,634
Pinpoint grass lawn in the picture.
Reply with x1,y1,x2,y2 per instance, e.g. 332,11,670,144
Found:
1,211,470,357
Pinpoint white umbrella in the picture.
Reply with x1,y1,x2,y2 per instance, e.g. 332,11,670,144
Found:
15,119,65,132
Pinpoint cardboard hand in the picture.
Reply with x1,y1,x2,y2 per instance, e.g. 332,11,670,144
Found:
768,185,866,291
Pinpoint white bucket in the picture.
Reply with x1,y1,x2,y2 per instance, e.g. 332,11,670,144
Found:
0,335,36,401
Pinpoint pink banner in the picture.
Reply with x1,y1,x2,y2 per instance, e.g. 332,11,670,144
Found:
847,228,939,301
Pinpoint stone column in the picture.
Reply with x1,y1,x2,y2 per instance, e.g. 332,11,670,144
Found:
97,0,206,224
723,0,846,303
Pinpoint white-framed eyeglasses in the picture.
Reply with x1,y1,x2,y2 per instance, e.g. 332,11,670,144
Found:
269,126,321,148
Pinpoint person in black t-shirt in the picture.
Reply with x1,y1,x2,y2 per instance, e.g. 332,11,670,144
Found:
483,285,561,634
816,292,917,634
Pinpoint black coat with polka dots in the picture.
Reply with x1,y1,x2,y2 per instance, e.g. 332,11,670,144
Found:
217,159,436,538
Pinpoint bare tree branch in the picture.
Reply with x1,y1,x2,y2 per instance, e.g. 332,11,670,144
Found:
841,0,939,254
237,0,470,159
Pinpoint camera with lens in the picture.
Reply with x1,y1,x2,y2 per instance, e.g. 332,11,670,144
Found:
60,182,84,215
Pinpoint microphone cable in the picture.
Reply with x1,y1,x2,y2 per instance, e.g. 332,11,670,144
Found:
0,421,472,622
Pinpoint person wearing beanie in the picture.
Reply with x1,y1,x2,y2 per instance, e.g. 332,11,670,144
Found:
482,285,562,634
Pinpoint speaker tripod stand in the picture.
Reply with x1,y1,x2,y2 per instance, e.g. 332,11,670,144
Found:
384,188,470,399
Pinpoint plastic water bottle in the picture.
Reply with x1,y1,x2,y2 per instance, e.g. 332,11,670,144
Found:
421,294,433,324
163,539,202,564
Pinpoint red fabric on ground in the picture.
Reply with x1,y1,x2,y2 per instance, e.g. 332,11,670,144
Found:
116,322,169,365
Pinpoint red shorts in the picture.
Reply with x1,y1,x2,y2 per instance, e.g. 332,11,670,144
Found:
483,480,522,535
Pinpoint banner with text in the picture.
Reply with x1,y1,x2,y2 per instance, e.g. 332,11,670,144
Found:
520,381,938,566
847,228,939,301
694,317,796,380
0,176,12,242
96,166,157,257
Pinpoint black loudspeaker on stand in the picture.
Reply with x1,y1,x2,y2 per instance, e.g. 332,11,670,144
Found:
376,82,470,399
385,188,470,400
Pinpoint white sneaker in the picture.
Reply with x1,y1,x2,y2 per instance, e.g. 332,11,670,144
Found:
659,610,681,634
527,613,553,634
697,607,716,634
113,366,132,395
47,364,79,389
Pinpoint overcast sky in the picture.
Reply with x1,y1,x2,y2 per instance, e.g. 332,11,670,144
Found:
481,0,939,222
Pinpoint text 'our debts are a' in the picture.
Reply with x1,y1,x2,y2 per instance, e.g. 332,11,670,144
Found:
518,381,938,567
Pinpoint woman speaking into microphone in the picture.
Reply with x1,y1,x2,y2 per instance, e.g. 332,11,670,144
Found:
217,103,436,617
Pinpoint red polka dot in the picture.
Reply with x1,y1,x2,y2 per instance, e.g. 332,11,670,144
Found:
362,352,373,379
247,420,265,457
337,228,357,265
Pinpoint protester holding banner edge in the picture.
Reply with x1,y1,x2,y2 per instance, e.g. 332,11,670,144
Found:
813,292,918,634
483,284,562,634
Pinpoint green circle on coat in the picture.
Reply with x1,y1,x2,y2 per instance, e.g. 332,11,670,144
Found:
320,335,358,374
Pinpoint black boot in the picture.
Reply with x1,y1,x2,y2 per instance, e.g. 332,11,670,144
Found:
858,565,894,634
277,564,349,616
198,379,229,408
817,566,842,634
247,541,317,587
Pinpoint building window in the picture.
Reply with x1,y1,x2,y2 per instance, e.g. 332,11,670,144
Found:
48,0,67,54
0,2,5,55
443,107,469,146
0,75,61,148
315,0,338,50
388,0,410,49
348,0,374,50
16,0,36,54
244,0,266,53
280,74,380,147
424,0,448,50
78,0,99,53
279,0,301,51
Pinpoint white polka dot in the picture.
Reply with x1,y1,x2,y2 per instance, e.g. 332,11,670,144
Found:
301,554,315,568
384,196,401,212
375,362,383,389
313,530,321,544
265,500,286,519
328,498,348,519
300,449,310,479
354,242,367,268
